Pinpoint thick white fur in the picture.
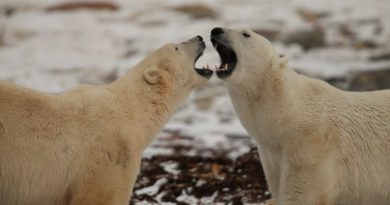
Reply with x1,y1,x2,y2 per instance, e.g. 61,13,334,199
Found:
0,37,208,205
218,28,390,205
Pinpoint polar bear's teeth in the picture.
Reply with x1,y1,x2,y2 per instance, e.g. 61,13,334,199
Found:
215,64,227,71
223,64,228,70
201,64,213,70
214,43,219,49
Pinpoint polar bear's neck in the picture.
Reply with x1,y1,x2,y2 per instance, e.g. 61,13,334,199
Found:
226,66,302,146
109,67,180,149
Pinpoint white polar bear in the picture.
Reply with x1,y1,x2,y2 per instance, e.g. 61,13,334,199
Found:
210,27,390,205
0,36,212,205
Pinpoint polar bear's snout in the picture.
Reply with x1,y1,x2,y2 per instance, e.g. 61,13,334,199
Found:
210,27,279,84
211,27,224,36
210,27,238,79
183,35,204,49
185,35,206,64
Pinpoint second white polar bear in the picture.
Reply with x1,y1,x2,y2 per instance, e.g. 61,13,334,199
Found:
210,27,390,205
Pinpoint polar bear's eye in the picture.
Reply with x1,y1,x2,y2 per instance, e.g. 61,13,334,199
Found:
175,47,179,51
242,33,251,38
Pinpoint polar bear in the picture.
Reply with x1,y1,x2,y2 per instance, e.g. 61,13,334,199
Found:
0,36,212,205
210,27,390,205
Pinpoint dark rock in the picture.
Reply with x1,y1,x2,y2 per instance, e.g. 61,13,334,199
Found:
232,196,244,205
324,77,349,90
297,9,330,23
347,68,390,91
5,8,15,16
172,4,218,19
122,49,138,58
0,30,4,47
339,24,355,38
282,27,325,51
252,28,280,41
100,68,118,83
46,1,119,12
139,20,166,27
369,51,390,61
354,40,378,50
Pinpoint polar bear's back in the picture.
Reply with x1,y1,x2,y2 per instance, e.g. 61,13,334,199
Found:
339,89,390,144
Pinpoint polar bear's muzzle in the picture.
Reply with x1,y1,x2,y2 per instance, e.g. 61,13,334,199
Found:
210,27,238,79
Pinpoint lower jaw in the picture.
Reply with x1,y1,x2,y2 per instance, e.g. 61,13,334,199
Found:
216,70,233,79
194,68,213,79
216,65,235,79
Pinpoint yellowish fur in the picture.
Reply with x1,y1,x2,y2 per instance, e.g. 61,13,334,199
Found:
0,37,208,205
217,28,390,205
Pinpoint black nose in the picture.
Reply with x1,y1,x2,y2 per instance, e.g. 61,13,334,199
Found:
211,27,224,36
196,35,203,41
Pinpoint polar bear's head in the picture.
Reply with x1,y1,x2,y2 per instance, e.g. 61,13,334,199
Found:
210,27,286,86
133,36,213,105
141,36,213,91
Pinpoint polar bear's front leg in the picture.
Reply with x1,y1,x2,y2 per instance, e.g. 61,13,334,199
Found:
277,162,335,205
70,148,141,205
70,164,137,205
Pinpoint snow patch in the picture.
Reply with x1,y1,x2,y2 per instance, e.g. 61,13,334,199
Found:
135,178,168,196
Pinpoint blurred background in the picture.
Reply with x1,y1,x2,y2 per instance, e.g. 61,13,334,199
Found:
1,0,389,204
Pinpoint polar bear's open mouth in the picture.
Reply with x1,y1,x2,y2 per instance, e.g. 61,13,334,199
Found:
211,39,237,79
194,43,213,78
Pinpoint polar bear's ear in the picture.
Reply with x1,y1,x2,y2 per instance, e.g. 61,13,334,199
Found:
279,54,288,67
143,67,160,85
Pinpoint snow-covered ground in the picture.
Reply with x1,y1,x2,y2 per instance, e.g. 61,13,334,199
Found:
1,1,390,203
